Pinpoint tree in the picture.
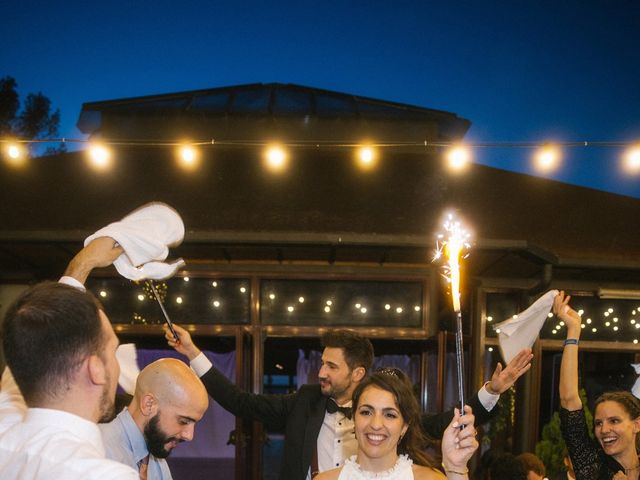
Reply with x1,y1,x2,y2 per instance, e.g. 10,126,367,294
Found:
0,75,65,154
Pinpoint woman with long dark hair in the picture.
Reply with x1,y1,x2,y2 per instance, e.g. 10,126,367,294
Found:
556,291,640,480
315,368,477,480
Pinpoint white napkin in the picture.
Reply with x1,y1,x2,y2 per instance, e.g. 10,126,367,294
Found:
85,202,185,281
115,343,139,395
631,364,640,399
494,290,559,363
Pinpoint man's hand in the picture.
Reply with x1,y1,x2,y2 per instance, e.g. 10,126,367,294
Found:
164,323,201,361
63,237,123,284
487,348,533,395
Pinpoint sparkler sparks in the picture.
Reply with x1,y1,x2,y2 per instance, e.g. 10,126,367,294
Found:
433,213,472,312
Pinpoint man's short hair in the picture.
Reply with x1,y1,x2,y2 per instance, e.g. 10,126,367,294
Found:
516,452,546,477
321,329,374,373
1,282,104,405
489,452,528,480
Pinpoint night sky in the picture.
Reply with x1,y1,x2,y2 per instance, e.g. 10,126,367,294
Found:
2,1,639,197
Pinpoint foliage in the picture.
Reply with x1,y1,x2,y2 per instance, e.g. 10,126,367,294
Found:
0,75,65,154
535,388,593,479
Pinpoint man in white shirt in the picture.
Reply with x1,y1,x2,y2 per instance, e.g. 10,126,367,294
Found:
0,237,138,479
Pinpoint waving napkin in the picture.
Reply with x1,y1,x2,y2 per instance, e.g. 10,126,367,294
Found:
494,289,559,363
85,202,185,281
631,364,640,399
115,343,139,395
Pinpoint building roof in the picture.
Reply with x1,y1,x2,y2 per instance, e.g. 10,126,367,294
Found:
1,84,638,289
77,82,471,143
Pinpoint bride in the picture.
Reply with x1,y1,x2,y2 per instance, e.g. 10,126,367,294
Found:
315,368,478,480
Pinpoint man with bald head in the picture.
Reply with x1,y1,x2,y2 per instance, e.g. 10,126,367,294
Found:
100,358,209,479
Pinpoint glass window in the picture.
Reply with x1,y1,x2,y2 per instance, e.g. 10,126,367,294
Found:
190,92,231,112
85,277,250,325
540,296,640,343
273,89,312,114
260,279,423,327
484,292,521,338
315,94,357,116
231,89,271,113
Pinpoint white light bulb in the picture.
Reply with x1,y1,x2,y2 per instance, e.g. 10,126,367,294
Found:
446,145,471,171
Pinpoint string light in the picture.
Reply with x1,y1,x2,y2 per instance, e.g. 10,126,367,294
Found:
177,144,199,170
624,145,640,174
356,145,377,170
3,142,27,166
2,136,640,179
264,144,287,172
87,143,111,170
534,144,561,173
445,145,471,171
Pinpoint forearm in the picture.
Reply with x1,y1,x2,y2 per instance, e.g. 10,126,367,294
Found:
63,254,94,285
559,326,582,410
62,237,122,285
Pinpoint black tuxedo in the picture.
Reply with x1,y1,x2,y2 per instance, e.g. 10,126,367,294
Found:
201,366,495,480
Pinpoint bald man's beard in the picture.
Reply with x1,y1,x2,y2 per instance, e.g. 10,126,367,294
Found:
144,412,183,458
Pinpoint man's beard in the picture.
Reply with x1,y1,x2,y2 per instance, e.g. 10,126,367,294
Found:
320,379,350,400
144,412,182,458
97,373,115,423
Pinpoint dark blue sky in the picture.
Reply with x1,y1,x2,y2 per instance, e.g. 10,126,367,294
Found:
3,1,639,197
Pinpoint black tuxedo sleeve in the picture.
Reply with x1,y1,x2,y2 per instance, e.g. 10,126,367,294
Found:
421,390,498,440
200,364,297,431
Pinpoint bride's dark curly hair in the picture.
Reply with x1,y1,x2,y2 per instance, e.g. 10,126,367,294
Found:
351,367,438,468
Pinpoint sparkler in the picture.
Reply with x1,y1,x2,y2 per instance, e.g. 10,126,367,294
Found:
145,280,179,342
434,212,472,412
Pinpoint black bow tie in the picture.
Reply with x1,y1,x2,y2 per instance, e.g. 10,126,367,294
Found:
326,399,352,419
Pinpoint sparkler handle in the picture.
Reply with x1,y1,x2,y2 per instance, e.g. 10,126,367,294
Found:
455,311,466,415
148,281,180,342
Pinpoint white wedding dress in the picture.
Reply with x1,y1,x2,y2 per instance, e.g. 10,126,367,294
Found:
337,454,414,480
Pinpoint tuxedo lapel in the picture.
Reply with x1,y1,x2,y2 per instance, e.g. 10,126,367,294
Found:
301,393,328,477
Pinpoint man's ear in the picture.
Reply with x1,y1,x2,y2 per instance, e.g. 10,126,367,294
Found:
140,393,158,417
352,366,366,383
87,354,106,386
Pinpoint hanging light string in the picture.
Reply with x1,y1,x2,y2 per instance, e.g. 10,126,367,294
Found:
2,137,639,176
0,137,637,148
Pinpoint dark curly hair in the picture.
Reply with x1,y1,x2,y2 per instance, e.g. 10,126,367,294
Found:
351,369,437,468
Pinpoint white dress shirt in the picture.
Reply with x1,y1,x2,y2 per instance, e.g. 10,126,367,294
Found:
0,367,137,480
